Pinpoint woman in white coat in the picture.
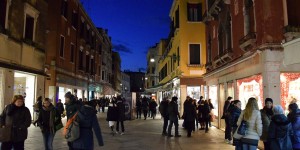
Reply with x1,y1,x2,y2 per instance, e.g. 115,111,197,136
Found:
237,97,262,150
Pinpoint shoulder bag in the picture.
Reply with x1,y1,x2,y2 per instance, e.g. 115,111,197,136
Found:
233,114,248,139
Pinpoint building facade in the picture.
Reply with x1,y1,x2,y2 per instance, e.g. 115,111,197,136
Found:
0,0,47,117
203,0,300,129
45,0,113,103
121,71,130,96
124,71,145,96
112,51,121,94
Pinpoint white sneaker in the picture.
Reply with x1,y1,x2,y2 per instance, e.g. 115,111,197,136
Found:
120,132,124,135
115,131,119,134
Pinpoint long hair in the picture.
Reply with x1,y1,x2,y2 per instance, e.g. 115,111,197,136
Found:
244,97,259,120
11,95,24,104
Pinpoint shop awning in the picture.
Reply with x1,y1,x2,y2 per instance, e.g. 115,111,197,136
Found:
103,84,115,95
0,60,49,77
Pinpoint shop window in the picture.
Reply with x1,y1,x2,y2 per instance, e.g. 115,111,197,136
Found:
70,44,74,63
189,44,201,65
61,0,68,19
187,86,201,100
24,15,34,41
0,0,7,30
287,0,300,26
187,3,202,22
59,36,65,57
79,50,83,70
71,11,78,28
280,73,300,113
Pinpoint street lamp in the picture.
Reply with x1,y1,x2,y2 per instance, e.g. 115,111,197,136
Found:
150,58,155,62
145,77,148,80
150,53,179,63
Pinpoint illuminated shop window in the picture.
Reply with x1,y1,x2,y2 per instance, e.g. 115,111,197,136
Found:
280,73,300,112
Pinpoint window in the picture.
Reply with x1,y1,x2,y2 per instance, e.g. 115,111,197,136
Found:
98,66,101,76
79,50,83,70
70,44,74,63
175,7,179,28
99,44,102,54
80,21,84,38
102,71,104,80
159,64,168,81
189,44,201,65
177,47,180,66
59,36,65,57
187,3,202,22
91,58,94,74
207,36,212,62
86,54,90,72
244,0,255,34
0,0,7,29
71,11,78,28
24,15,34,41
287,0,300,26
61,0,68,18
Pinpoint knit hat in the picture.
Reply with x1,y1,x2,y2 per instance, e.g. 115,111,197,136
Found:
273,105,284,115
265,98,273,104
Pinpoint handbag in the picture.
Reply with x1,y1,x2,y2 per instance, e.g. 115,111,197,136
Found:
237,115,248,135
0,126,12,142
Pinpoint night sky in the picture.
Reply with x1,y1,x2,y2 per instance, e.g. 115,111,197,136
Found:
81,0,173,71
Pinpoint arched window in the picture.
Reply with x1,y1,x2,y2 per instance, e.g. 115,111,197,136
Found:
244,0,255,35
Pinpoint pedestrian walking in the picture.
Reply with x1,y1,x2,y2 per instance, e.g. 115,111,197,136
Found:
64,92,82,150
229,100,242,150
71,101,104,149
136,99,142,119
208,99,214,127
56,99,65,115
183,97,197,137
116,96,126,135
0,95,32,150
33,98,63,150
287,103,300,150
141,97,149,120
159,98,169,136
106,99,118,136
167,96,181,137
260,98,274,150
149,99,158,119
268,105,293,150
237,97,262,150
222,96,233,143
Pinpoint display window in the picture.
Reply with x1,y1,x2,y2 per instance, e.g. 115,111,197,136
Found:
14,72,36,117
280,73,300,111
187,86,201,100
227,82,234,99
237,75,263,109
209,85,218,117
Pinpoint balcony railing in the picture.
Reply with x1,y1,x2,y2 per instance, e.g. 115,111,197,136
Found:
283,25,300,42
221,48,233,62
239,32,256,51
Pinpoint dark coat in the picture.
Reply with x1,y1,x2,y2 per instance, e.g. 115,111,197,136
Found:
149,101,158,111
66,100,82,120
222,100,231,119
141,100,149,111
0,104,31,142
159,100,169,118
183,100,197,122
229,106,241,128
198,103,210,120
168,101,179,121
56,102,64,114
106,102,118,121
72,105,104,149
268,114,293,150
35,104,62,134
288,109,300,149
116,100,126,121
260,107,273,141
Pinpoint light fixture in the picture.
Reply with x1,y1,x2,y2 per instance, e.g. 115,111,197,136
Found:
150,58,155,62
145,77,148,80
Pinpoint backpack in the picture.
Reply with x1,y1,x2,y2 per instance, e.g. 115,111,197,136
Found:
63,112,80,142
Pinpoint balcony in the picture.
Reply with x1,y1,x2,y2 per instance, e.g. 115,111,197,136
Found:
220,48,233,62
205,62,213,71
283,25,300,42
203,0,221,22
213,55,223,67
239,32,256,51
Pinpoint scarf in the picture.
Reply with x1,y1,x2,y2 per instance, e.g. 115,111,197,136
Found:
263,106,273,118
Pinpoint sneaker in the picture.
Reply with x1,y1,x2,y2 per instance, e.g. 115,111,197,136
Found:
120,132,124,135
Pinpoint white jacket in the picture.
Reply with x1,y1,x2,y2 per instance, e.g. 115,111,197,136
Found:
237,110,262,140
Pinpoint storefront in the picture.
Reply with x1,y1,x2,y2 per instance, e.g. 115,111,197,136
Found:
280,73,300,112
187,86,201,100
208,85,218,127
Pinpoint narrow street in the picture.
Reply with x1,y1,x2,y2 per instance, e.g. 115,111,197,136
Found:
25,112,234,150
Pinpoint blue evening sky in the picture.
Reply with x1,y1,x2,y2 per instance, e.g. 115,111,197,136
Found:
81,0,173,71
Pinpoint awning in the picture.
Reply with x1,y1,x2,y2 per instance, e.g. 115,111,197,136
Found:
103,84,115,95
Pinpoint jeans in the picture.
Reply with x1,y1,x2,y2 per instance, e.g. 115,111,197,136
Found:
162,116,169,134
167,119,179,136
225,117,232,140
116,121,125,132
242,144,257,150
1,140,25,150
42,132,55,150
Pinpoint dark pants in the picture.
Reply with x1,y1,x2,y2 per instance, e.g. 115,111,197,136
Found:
185,120,194,136
101,106,105,112
116,121,125,132
168,119,179,136
225,117,232,140
263,141,271,150
136,108,141,119
162,116,169,134
204,118,209,131
42,132,55,150
1,140,25,150
151,109,156,119
143,110,148,119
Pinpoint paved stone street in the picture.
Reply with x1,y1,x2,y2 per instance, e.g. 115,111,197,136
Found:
25,112,235,150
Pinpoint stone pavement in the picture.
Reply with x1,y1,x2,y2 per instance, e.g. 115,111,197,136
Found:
24,112,236,150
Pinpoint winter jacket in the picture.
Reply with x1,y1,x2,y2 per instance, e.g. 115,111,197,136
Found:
237,110,262,140
66,99,82,120
183,100,197,122
198,103,210,120
136,100,142,110
0,104,31,142
141,100,149,111
222,100,231,119
116,100,126,121
288,109,300,149
56,102,65,114
268,114,293,150
260,107,273,141
168,101,179,121
72,105,104,149
159,100,169,118
149,101,158,111
35,104,62,134
106,102,118,121
229,106,241,128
